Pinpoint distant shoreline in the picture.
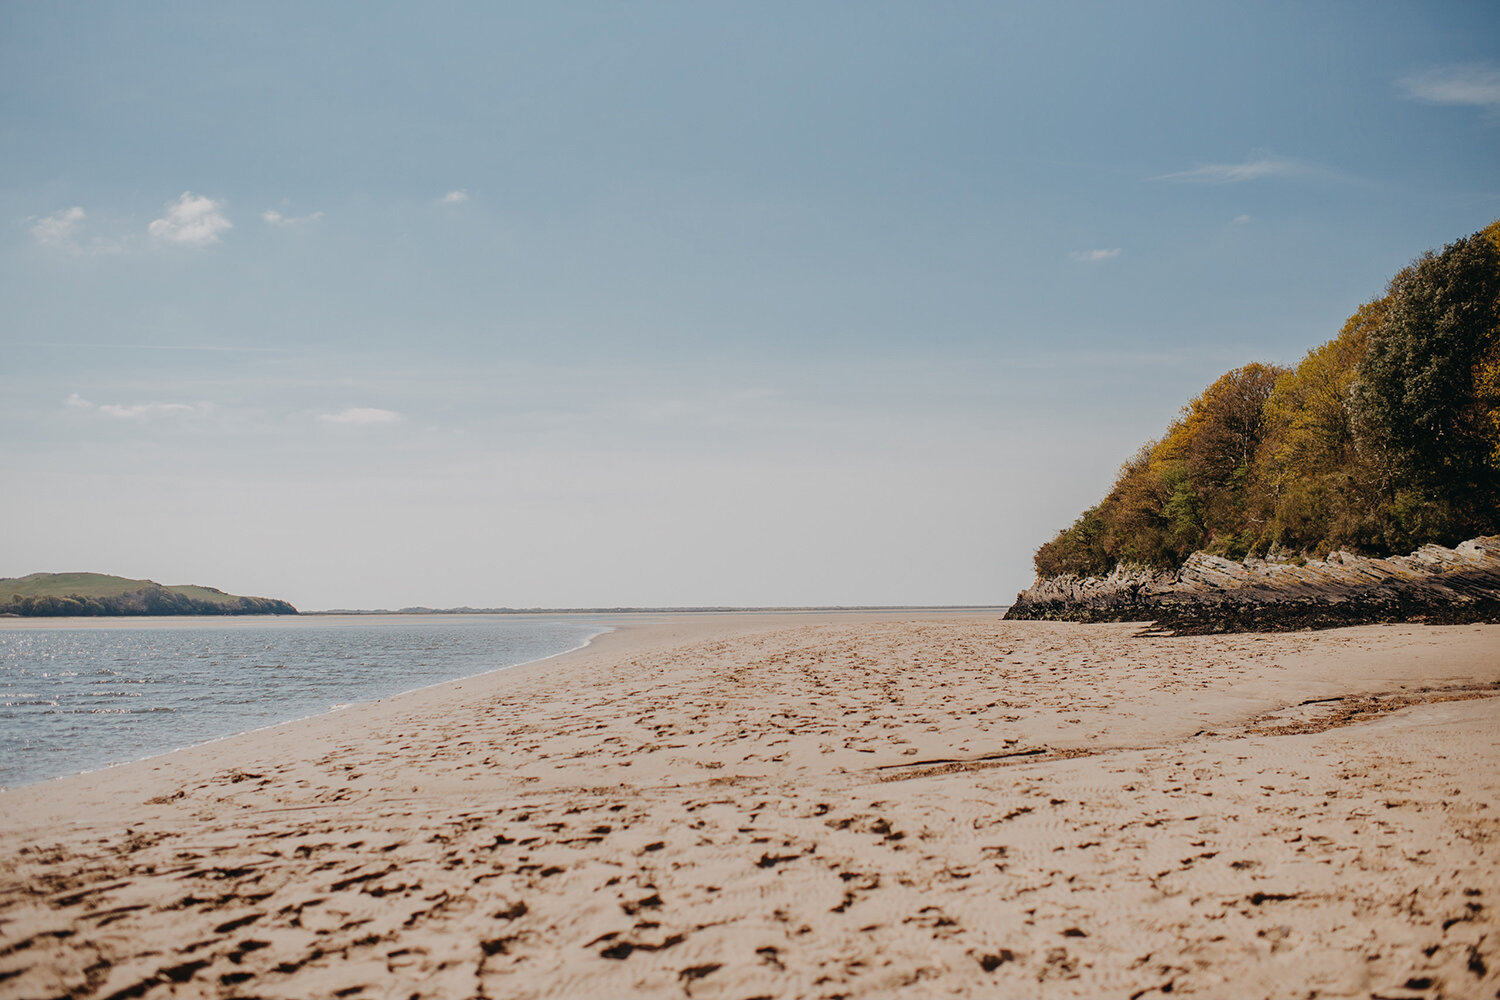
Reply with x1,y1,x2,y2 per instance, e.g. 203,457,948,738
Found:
309,604,1008,615
0,607,1010,631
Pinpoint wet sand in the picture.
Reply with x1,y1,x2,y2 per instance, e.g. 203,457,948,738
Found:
1,612,1497,999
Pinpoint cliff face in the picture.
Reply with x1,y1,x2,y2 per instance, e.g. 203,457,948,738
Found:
1004,536,1500,633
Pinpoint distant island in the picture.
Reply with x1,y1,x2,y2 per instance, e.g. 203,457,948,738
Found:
1007,221,1500,631
0,573,298,617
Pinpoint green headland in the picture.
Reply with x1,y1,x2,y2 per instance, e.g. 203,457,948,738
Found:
0,573,298,617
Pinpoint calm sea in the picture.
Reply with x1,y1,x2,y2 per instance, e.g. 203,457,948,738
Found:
0,615,608,789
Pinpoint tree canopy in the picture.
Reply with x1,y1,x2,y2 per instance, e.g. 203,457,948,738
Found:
1034,223,1500,579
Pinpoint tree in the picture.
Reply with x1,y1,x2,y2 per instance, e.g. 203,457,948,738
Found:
1351,231,1500,548
1252,297,1384,553
1154,363,1286,557
1027,222,1500,582
1476,220,1500,468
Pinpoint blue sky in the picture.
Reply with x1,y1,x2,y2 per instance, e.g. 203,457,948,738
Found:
3,2,1498,608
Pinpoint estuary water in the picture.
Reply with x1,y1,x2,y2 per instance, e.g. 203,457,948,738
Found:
0,614,608,789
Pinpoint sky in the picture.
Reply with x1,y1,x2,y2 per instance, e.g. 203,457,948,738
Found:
2,2,1498,610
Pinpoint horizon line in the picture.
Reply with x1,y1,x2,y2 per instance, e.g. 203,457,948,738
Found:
305,604,1011,615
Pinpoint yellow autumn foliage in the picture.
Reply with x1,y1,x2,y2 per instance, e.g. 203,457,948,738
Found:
1032,221,1500,578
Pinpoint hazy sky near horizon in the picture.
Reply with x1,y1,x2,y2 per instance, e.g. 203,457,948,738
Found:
3,2,1498,609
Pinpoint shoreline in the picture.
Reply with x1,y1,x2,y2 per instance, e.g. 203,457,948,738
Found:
0,611,928,815
0,606,1009,628
0,620,620,794
2,612,1497,998
2,611,936,815
0,610,638,631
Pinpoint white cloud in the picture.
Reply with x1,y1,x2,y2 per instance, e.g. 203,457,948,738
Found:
1153,156,1305,183
439,189,469,205
31,206,86,249
100,401,199,419
1231,214,1253,225
66,392,210,419
263,208,324,227
29,208,130,255
318,407,403,426
1398,64,1500,109
148,192,231,246
1069,248,1120,262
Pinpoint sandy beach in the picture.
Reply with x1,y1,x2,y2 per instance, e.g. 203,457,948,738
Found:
1,611,1497,999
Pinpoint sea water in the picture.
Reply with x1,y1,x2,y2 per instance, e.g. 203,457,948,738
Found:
0,615,608,789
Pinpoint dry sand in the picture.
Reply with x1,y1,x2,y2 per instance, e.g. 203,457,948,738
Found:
1,612,1498,999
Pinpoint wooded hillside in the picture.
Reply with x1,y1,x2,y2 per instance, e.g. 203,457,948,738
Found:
1035,221,1500,578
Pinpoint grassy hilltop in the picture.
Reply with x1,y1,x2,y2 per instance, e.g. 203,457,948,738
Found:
0,573,298,617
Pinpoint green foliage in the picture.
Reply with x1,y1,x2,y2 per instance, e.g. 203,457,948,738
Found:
1034,505,1109,578
1033,222,1500,578
1350,232,1500,549
1035,366,1287,574
1160,362,1286,542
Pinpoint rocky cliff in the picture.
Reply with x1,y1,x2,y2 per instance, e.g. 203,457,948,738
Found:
1004,536,1500,633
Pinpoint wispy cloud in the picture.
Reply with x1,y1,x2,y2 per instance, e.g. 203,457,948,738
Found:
66,392,212,420
1231,214,1253,225
1153,156,1306,184
1398,64,1500,109
18,341,292,352
30,206,86,249
27,207,129,255
1069,248,1120,262
148,192,231,246
317,407,403,426
263,208,324,227
439,189,469,205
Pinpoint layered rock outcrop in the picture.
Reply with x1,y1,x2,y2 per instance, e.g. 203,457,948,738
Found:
1004,536,1500,633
